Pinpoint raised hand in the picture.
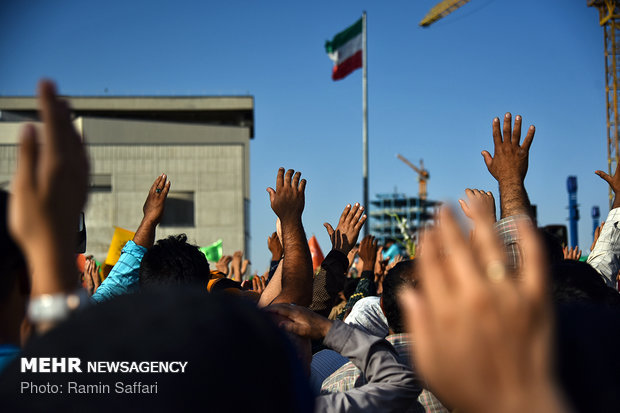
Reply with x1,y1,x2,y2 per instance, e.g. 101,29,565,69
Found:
231,251,249,282
9,80,89,296
266,168,306,223
268,303,333,340
133,174,171,248
323,203,367,255
482,113,535,184
595,162,620,209
268,231,283,261
252,275,267,295
357,235,378,272
563,245,582,261
399,207,565,413
143,173,171,225
83,257,101,296
481,113,534,219
458,188,497,224
216,255,232,275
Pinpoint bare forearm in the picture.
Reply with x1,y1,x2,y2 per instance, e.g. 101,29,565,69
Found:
133,218,157,248
280,219,313,306
499,181,531,219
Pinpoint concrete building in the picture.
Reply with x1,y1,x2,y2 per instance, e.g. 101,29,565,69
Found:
0,95,254,262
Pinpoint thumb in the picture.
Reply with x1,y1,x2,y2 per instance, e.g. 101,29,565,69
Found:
481,151,493,170
266,187,276,203
595,170,612,184
323,223,334,236
458,199,472,218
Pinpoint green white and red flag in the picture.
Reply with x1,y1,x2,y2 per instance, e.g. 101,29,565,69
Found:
325,17,363,80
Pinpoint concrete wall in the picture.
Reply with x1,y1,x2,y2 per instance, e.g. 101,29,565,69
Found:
0,116,251,264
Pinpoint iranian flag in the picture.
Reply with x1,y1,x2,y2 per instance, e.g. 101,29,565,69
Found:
325,17,363,81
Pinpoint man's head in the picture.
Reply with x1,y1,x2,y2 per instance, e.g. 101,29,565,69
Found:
381,260,416,334
551,260,620,308
139,234,210,289
0,290,314,412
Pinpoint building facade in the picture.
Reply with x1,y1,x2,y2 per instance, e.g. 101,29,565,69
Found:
0,96,254,262
369,193,439,244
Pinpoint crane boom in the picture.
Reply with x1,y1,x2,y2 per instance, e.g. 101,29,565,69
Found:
419,0,471,27
397,154,422,174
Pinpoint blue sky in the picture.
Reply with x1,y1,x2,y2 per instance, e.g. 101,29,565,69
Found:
0,0,609,272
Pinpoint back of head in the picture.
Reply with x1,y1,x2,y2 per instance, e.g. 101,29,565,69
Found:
343,278,360,301
0,290,314,413
551,260,620,308
382,260,416,334
540,228,564,265
139,234,210,289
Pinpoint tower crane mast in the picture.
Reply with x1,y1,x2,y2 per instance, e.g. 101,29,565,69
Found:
589,0,620,208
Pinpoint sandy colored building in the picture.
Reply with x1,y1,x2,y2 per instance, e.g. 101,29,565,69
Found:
0,95,254,263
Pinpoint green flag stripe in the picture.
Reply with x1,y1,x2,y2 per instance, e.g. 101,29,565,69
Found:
325,17,362,54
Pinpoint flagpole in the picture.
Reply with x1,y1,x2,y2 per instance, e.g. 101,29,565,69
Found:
362,11,369,237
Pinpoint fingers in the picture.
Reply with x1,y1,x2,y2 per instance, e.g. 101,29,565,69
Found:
355,214,368,232
595,170,613,184
284,169,293,189
38,80,65,152
267,303,297,319
492,117,502,146
518,221,547,303
93,265,101,290
161,179,171,198
299,178,306,193
437,208,483,286
266,187,276,204
521,125,535,152
512,115,522,145
338,204,352,226
458,199,472,218
502,112,512,143
481,151,493,170
292,171,301,189
324,222,335,237
14,124,39,192
275,167,284,190
150,174,163,193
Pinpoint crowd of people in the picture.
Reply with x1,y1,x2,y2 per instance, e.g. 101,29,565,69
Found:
0,80,619,412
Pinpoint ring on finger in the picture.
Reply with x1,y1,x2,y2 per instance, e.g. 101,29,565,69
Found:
486,260,506,283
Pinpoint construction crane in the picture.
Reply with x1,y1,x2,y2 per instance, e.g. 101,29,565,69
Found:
397,154,430,200
589,0,620,208
419,0,471,27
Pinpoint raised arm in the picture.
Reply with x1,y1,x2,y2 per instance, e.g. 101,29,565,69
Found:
309,203,367,316
91,174,170,302
261,168,312,307
9,80,89,332
481,113,535,219
587,162,620,288
133,173,170,248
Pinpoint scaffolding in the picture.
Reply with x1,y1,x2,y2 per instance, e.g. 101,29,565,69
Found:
589,0,620,208
369,193,439,244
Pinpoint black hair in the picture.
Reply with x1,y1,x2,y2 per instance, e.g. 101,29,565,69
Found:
0,290,314,413
343,278,360,301
551,260,620,308
0,190,28,303
139,234,210,289
382,260,416,334
540,228,565,265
